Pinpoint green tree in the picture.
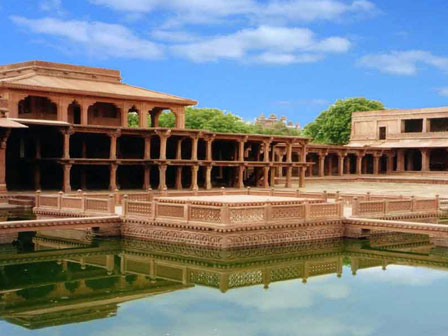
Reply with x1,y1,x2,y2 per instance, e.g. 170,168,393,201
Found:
303,98,384,145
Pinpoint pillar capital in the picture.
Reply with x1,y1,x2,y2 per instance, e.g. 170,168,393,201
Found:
155,129,171,138
107,129,121,138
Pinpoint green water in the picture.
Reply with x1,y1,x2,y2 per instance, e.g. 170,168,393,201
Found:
1,232,448,336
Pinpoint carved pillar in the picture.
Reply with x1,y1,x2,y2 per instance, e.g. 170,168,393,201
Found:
237,165,245,189
285,166,292,188
344,155,351,174
191,136,198,161
373,154,381,175
0,130,10,192
337,154,345,176
386,153,395,173
57,99,70,122
263,166,270,188
158,164,167,190
157,131,170,160
176,166,183,190
396,149,405,172
205,137,213,161
263,141,271,162
191,165,199,190
63,164,72,193
286,142,293,163
421,148,430,171
356,154,364,175
61,128,73,159
205,165,212,190
109,164,117,191
318,154,326,177
176,138,183,160
238,139,246,161
144,136,151,160
143,165,150,190
270,167,276,186
108,132,120,160
299,166,305,188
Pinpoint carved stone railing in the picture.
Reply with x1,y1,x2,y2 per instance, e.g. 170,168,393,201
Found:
35,191,115,215
121,196,344,227
352,196,440,217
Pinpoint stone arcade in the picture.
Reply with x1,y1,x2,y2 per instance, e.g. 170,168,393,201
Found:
0,61,310,193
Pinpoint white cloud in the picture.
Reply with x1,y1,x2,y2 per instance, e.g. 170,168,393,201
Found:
40,0,63,13
151,30,200,43
358,50,448,75
437,87,448,97
90,0,377,26
11,16,164,60
171,25,351,63
358,265,447,286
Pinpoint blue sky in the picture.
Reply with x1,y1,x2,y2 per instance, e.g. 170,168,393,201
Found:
1,0,448,126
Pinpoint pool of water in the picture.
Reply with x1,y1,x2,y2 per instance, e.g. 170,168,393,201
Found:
1,233,448,336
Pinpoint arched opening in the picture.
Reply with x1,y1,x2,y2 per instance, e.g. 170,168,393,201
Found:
68,101,81,124
346,154,357,174
18,96,57,120
379,155,388,173
87,102,121,127
148,108,176,128
127,106,140,128
404,149,421,171
429,149,448,171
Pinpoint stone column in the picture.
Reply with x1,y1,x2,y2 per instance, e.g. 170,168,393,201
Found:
386,154,395,173
205,165,212,190
286,142,293,163
337,154,345,176
109,164,117,191
63,164,72,193
344,155,351,174
285,166,292,188
0,130,10,192
158,132,170,160
144,136,151,160
396,149,405,172
158,164,167,190
373,154,381,175
263,166,270,188
270,167,276,186
191,136,198,161
318,154,326,177
328,155,334,176
238,140,245,161
109,132,119,160
143,165,151,190
62,128,73,160
176,138,183,160
299,166,305,187
421,148,430,171
57,99,70,122
356,154,363,175
263,141,271,162
205,138,213,161
176,166,183,190
191,165,199,190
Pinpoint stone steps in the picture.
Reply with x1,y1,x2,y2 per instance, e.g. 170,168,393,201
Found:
8,196,35,207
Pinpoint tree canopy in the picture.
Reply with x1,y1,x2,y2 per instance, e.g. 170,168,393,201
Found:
302,98,384,145
127,107,302,136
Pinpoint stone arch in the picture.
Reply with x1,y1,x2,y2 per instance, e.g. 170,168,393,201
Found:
68,100,82,124
18,95,57,120
87,102,121,127
149,108,177,128
127,105,140,128
429,148,448,171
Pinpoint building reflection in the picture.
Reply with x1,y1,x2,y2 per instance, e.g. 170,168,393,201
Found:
0,232,447,329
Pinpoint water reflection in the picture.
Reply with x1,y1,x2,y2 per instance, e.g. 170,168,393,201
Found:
0,232,448,331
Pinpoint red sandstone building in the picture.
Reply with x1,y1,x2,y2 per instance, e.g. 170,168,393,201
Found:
0,61,310,193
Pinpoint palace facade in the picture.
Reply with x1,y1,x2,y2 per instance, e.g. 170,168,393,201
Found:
0,61,310,193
